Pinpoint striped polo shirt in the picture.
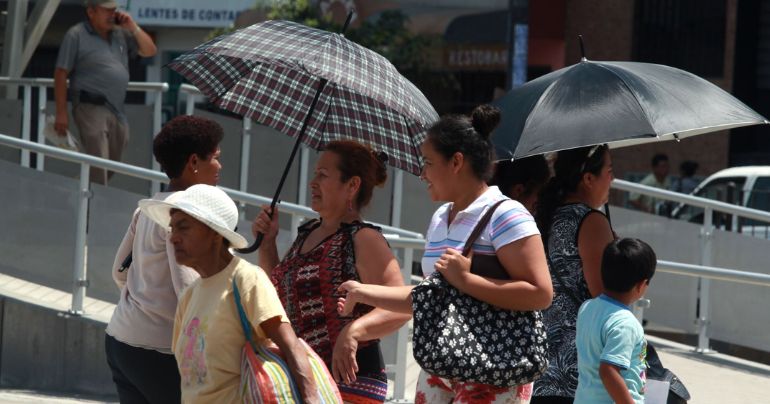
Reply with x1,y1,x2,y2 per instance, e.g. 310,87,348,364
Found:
421,186,539,276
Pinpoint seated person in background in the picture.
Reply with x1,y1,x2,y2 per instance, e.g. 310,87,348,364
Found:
628,154,671,214
673,160,699,195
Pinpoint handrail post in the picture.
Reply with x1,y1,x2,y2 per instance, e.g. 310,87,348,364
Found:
696,206,714,353
150,89,163,195
185,91,195,115
391,170,403,227
239,118,252,218
36,85,47,171
392,246,413,402
21,85,32,167
290,146,310,241
70,162,91,315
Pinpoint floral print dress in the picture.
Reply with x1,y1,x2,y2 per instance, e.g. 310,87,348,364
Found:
534,203,598,399
416,372,533,404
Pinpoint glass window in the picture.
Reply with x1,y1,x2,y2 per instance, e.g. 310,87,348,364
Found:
747,177,770,211
741,177,770,236
673,177,745,226
633,0,726,77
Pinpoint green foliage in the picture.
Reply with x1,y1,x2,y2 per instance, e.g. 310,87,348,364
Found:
267,0,330,29
207,0,459,106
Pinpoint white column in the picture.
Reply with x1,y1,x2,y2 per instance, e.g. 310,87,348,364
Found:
36,85,47,171
150,90,163,194
70,162,91,315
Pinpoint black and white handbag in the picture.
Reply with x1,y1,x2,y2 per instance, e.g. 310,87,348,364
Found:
411,200,548,387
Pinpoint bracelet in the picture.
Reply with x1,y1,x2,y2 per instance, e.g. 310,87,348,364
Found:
132,26,141,35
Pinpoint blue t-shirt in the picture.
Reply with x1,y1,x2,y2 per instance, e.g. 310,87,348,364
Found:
575,295,647,404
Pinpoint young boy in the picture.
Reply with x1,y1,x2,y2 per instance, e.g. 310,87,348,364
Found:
574,238,657,404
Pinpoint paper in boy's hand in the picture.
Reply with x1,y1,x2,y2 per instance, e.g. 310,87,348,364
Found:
644,379,670,404
43,114,81,151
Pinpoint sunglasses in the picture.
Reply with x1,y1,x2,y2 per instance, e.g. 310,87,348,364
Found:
579,144,607,173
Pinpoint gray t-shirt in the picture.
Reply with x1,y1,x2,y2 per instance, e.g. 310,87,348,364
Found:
56,21,138,123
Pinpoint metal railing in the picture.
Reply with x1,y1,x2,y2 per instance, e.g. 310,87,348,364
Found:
0,76,169,194
612,179,770,352
0,133,419,401
6,130,770,398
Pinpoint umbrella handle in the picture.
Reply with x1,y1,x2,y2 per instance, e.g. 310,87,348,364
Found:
342,11,353,34
249,196,278,253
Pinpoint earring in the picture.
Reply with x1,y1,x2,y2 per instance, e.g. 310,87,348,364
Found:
347,198,354,212
194,169,198,174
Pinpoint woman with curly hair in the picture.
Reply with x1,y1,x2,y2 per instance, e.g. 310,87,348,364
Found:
105,115,224,403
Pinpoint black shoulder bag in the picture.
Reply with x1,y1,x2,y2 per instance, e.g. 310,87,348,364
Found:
411,200,548,387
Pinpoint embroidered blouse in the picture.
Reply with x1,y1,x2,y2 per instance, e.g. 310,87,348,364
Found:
270,219,383,376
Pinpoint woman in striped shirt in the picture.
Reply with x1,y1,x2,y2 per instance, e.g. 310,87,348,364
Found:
337,105,553,403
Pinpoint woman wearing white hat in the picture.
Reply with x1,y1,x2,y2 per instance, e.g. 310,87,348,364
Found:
139,184,318,404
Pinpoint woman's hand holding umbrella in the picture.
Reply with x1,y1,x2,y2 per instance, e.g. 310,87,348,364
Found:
252,205,279,241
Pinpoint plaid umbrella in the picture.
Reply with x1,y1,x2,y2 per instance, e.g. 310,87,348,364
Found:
168,19,437,175
168,18,438,252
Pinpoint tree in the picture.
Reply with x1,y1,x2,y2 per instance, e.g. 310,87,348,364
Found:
209,1,458,106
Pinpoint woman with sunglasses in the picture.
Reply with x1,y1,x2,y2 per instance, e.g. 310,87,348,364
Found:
531,145,616,404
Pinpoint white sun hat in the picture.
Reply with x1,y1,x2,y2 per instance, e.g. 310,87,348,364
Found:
138,184,247,248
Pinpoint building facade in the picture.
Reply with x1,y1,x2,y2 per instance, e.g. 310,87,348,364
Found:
11,0,764,182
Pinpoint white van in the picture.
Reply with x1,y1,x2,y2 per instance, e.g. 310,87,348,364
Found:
671,166,770,237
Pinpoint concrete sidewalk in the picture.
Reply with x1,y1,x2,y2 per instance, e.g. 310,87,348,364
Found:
2,335,770,403
648,335,770,404
0,390,115,404
390,334,770,403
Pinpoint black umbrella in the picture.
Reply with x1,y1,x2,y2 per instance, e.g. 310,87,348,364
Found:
491,57,768,160
168,18,438,253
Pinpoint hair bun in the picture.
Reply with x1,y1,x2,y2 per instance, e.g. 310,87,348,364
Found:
374,150,389,165
371,150,388,186
470,104,501,140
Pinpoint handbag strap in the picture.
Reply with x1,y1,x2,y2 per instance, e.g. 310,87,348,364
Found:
462,200,507,257
117,210,142,273
232,278,259,352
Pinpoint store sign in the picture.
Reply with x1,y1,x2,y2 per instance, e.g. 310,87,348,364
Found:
124,0,256,28
445,45,508,71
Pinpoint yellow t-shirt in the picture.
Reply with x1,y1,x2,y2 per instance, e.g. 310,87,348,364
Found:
172,256,289,404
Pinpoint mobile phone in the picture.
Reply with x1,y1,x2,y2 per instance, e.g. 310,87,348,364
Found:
114,13,124,24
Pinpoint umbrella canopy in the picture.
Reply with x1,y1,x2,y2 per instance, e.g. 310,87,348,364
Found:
168,18,438,252
168,19,438,175
491,59,768,160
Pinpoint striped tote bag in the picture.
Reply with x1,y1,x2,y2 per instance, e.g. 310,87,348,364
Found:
233,279,342,404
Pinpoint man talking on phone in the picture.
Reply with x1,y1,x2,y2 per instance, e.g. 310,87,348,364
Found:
54,0,157,184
